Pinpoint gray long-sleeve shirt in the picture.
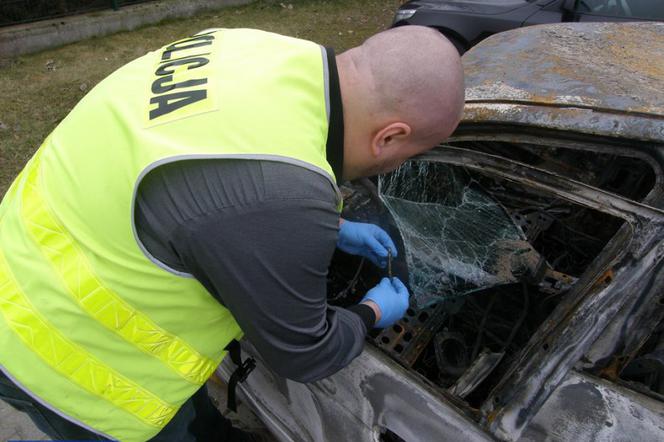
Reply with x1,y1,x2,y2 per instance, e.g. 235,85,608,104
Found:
133,47,375,383
135,160,373,382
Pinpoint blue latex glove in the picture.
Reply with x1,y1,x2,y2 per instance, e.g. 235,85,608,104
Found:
361,277,410,328
337,220,397,268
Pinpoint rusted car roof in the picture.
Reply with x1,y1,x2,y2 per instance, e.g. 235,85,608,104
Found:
459,22,664,143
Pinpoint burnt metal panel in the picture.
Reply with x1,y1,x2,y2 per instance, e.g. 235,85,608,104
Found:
374,303,449,368
520,370,664,441
461,22,664,136
217,342,493,442
457,103,664,144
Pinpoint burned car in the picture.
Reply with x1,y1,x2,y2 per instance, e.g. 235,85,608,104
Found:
217,22,664,441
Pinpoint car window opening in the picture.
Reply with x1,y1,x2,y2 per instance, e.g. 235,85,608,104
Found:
328,158,625,410
379,428,407,442
450,140,658,203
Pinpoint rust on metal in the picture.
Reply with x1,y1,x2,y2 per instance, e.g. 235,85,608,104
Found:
598,355,625,382
374,302,448,368
457,23,664,143
590,269,615,292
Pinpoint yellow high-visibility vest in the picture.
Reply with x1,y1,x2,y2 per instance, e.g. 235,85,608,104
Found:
0,28,339,441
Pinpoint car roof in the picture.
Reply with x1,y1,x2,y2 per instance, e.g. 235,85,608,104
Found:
459,22,664,142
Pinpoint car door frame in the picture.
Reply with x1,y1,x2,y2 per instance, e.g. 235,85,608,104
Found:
444,127,664,440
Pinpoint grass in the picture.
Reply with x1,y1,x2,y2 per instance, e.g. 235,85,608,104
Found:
0,0,403,195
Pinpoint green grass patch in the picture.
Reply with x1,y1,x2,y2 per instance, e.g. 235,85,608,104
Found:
0,0,402,194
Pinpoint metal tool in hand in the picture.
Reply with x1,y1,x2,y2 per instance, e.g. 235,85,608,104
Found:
387,249,393,279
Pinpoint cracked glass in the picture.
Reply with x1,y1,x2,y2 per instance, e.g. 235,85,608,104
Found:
379,161,535,307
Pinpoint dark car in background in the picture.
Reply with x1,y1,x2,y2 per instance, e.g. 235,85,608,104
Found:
393,0,664,53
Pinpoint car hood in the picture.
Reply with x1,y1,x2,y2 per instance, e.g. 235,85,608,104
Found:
460,23,664,142
404,0,531,15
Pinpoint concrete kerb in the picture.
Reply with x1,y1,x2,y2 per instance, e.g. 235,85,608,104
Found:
0,0,254,59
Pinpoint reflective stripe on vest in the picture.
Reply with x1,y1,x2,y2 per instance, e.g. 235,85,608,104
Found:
0,28,337,441
0,250,176,428
22,154,216,385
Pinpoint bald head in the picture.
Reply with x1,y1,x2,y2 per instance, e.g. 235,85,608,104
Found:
337,26,464,180
360,26,464,140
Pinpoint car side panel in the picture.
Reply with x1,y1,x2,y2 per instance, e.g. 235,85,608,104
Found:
217,343,492,442
522,0,565,25
576,12,636,22
398,5,541,48
520,370,664,441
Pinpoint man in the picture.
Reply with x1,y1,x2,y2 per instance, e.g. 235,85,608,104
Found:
0,25,463,441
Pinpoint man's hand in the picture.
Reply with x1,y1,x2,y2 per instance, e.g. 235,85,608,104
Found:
337,220,397,268
361,277,409,328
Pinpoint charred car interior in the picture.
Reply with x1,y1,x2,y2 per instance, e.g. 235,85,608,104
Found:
327,138,662,417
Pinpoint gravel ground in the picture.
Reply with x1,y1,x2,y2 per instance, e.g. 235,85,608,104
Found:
0,399,48,441
1,377,273,441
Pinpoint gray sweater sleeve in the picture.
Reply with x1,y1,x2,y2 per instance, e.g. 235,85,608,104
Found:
135,159,370,383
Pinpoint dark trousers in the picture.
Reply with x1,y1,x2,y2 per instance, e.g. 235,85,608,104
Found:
0,370,251,441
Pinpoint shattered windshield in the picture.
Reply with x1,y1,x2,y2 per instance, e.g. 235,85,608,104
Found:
378,161,536,307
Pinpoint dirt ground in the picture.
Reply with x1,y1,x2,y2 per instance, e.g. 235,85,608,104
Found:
0,0,403,195
0,375,272,441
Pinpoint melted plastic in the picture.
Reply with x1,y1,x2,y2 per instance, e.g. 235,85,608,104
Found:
378,161,530,307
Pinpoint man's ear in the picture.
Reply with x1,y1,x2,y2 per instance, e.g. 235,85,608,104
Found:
371,122,412,157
